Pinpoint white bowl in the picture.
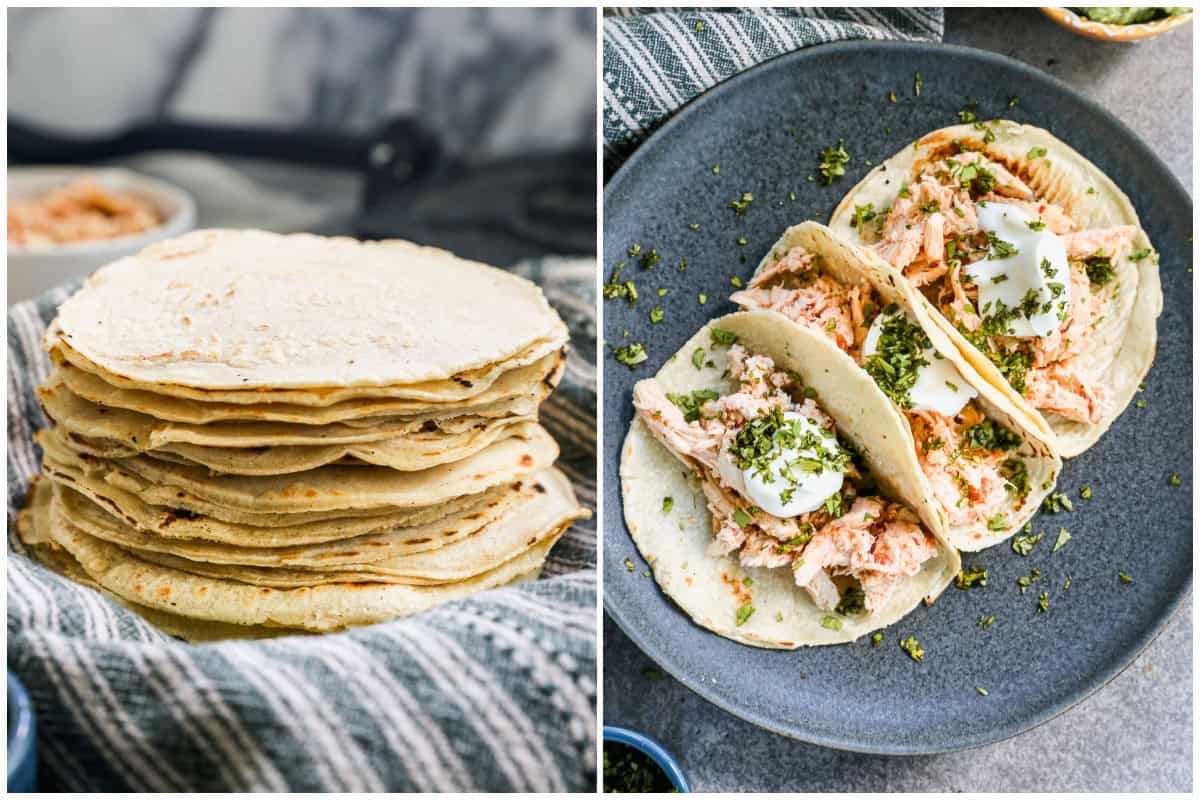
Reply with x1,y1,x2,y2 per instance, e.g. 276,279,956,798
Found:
7,166,196,303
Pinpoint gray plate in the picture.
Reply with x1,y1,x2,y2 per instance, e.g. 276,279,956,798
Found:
602,41,1192,754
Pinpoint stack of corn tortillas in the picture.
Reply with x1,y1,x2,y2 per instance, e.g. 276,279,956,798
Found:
18,229,589,639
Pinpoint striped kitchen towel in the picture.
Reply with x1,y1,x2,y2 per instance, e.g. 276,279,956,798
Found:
603,7,944,172
6,257,597,792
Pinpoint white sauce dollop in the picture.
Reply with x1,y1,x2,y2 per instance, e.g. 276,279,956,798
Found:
862,308,978,417
717,412,844,518
965,202,1071,338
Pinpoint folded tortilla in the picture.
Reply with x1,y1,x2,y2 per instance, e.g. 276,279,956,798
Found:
829,121,1160,457
734,221,1061,550
620,310,961,647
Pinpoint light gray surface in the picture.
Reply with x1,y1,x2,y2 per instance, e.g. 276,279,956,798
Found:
602,7,1193,792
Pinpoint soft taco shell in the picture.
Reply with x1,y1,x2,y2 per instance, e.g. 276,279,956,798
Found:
53,468,586,577
747,221,1061,551
620,310,960,647
47,229,569,391
829,121,1160,457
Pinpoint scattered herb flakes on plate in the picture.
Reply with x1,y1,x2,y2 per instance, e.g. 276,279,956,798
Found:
955,565,988,589
817,139,851,185
1012,530,1043,556
729,191,753,215
613,342,648,368
899,635,925,662
1053,527,1071,552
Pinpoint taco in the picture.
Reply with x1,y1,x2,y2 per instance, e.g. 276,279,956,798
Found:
732,221,1061,550
828,121,1161,457
620,310,960,648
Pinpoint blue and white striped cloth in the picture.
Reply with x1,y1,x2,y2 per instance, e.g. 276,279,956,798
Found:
603,7,944,170
6,257,597,792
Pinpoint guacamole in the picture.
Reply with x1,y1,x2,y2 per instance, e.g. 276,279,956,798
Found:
1072,7,1191,24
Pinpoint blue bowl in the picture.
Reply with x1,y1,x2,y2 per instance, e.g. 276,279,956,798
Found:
603,725,690,792
7,672,37,793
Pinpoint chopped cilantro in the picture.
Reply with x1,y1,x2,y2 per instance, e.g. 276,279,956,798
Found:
817,139,851,185
698,293,708,305
977,614,996,629
955,565,989,590
820,615,843,631
1012,530,1043,556
729,191,753,215
624,558,635,572
1037,592,1049,613
976,687,989,696
742,576,753,587
913,72,923,97
899,636,924,662
835,587,866,616
1027,146,1047,159
871,632,884,646
691,347,705,369
962,419,1022,451
1084,254,1116,287
852,203,877,229
1170,473,1182,486
1041,492,1074,513
987,514,1009,532
732,507,753,528
649,306,664,324
662,497,674,514
1080,485,1092,500
613,343,648,368
1053,527,1071,552
1130,248,1151,261
862,308,931,407
736,603,755,626
666,389,719,422
1119,572,1133,584
730,276,743,288
710,327,738,346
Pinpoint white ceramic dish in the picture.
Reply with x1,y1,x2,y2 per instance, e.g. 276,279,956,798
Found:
7,166,196,303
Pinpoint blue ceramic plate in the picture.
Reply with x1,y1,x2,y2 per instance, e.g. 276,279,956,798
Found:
603,41,1192,754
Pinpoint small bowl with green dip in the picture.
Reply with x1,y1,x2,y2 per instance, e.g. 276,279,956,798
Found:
603,726,689,793
1041,7,1193,41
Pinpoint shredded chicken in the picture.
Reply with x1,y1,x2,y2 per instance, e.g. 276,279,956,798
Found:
1024,362,1106,424
632,379,720,472
910,409,1011,528
793,497,937,611
862,147,1122,422
733,247,876,356
1061,225,1137,261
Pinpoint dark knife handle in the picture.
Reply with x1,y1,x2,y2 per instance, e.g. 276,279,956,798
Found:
8,116,438,170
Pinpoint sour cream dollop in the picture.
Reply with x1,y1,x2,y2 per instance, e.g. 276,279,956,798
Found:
717,412,845,518
862,308,978,417
965,202,1071,338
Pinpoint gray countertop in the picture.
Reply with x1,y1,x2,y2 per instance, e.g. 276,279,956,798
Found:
602,8,1193,792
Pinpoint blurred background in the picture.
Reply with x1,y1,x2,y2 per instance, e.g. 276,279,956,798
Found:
7,7,597,301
